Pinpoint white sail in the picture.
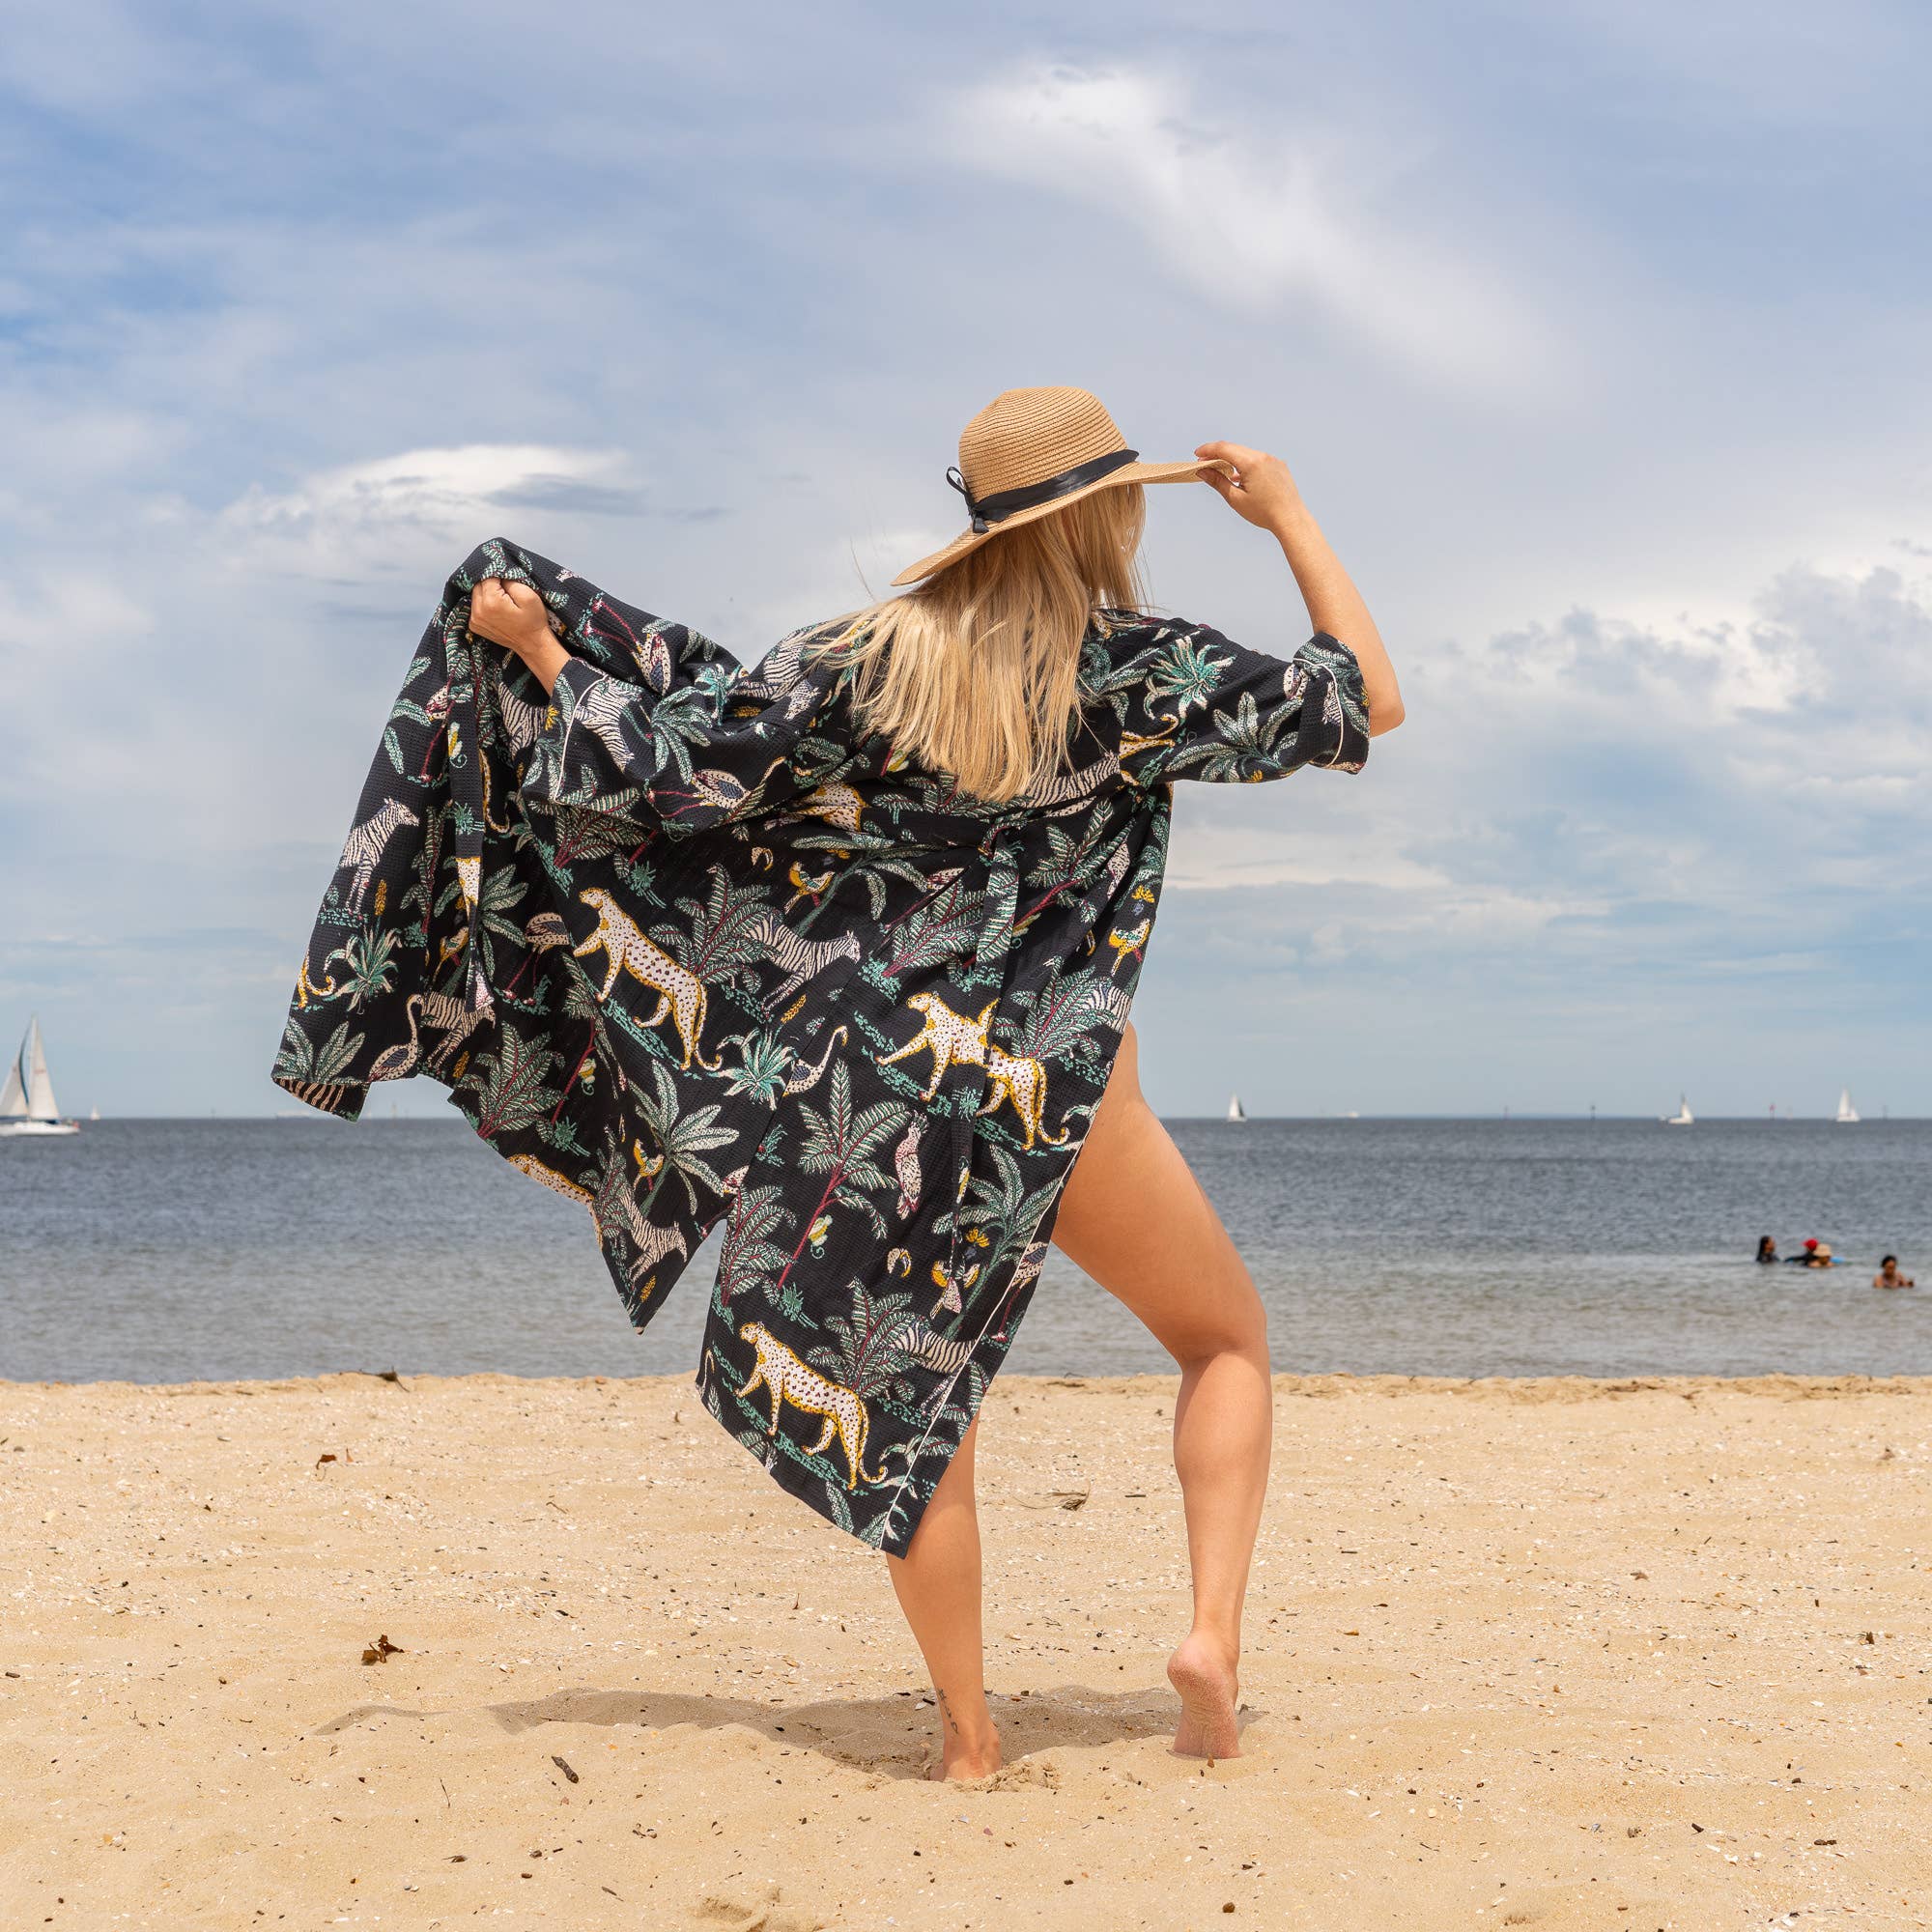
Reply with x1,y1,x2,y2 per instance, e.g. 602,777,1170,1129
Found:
0,1017,79,1133
1835,1087,1860,1124
1662,1094,1693,1125
0,1036,24,1118
1226,1094,1246,1122
25,1018,58,1120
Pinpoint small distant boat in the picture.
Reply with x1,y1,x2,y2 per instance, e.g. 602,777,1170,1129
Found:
89,1105,99,1122
1226,1094,1246,1123
1834,1088,1860,1124
1662,1094,1693,1126
0,1017,81,1137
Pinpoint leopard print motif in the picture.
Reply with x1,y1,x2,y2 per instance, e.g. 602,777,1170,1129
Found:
875,991,996,1099
735,1321,886,1491
506,1151,592,1204
572,887,719,1069
877,991,1067,1146
778,779,866,839
979,1041,1070,1151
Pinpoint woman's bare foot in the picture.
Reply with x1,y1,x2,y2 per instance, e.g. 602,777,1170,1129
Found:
926,1723,1002,1781
1168,1633,1241,1758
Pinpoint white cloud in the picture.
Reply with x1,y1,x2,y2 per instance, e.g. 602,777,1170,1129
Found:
214,443,645,580
949,62,1562,396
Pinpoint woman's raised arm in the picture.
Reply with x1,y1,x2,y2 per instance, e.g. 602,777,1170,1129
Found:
1194,440,1405,735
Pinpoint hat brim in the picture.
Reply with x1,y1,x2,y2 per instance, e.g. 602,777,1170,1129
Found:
888,457,1235,587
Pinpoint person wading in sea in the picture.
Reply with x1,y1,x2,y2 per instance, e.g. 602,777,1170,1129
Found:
280,386,1403,1778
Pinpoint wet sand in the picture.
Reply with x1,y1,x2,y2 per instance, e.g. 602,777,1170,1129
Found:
3,1371,1928,1929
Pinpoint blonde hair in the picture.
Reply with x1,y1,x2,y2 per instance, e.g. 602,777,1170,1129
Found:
811,484,1151,803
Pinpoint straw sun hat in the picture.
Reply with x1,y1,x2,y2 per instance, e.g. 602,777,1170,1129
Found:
890,385,1234,586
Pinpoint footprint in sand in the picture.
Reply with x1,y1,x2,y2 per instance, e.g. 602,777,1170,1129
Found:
696,1878,823,1932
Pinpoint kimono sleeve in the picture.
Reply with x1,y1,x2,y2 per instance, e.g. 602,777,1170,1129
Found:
1124,621,1371,785
516,648,829,836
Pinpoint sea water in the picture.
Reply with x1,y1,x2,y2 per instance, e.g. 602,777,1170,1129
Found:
1,1118,1926,1383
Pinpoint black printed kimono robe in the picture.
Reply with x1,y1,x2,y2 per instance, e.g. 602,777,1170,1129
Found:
273,536,1369,1552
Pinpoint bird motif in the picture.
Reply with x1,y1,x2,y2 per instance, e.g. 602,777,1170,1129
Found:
523,911,572,952
930,1259,979,1317
893,1120,923,1220
1107,920,1151,977
785,862,835,913
368,994,425,1080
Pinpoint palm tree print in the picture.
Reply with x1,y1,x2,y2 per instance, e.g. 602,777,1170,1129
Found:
273,537,1369,1554
781,1065,912,1281
632,1062,736,1215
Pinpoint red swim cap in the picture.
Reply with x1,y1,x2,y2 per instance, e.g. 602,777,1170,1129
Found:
1804,1237,1819,1250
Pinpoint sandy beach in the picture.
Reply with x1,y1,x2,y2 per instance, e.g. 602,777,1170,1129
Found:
3,1371,1927,1930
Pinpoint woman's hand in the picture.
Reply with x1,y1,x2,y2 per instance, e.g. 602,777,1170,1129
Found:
467,579,554,657
467,578,571,694
1193,440,1305,533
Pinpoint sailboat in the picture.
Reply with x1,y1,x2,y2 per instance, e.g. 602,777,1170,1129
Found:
1661,1094,1693,1126
0,1017,80,1136
1834,1088,1861,1124
1226,1094,1246,1122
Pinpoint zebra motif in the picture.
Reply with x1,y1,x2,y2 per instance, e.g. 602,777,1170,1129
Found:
591,1163,689,1294
880,1310,976,1378
733,627,822,715
563,671,642,767
494,669,552,755
1017,748,1121,809
744,910,862,1005
335,800,419,912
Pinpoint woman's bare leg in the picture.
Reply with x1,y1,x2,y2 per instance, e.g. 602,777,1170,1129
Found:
885,1414,1001,1779
1050,1023,1271,1757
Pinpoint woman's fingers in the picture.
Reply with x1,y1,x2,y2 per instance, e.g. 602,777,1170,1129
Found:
468,578,541,651
1193,441,1303,527
1194,440,1266,484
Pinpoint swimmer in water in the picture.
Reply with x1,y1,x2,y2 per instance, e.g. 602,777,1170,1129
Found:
1873,1255,1915,1290
1756,1236,1779,1264
1785,1237,1823,1265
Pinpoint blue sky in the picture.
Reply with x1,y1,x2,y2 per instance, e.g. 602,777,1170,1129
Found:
3,1,1927,1118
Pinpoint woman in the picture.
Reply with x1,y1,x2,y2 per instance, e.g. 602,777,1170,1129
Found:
276,385,1402,1779
1756,1236,1779,1264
